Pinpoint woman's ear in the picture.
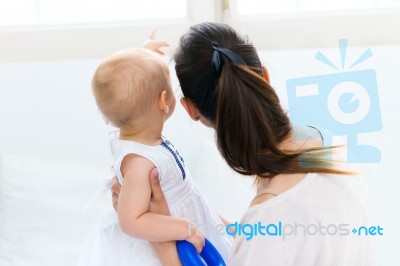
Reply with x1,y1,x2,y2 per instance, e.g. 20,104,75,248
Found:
262,66,270,84
180,98,200,121
158,90,169,114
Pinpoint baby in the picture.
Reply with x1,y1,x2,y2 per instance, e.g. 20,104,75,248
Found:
77,46,232,265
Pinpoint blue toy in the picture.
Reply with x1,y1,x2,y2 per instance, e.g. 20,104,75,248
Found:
177,238,226,266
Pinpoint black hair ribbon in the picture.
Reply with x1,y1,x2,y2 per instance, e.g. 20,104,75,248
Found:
211,41,246,79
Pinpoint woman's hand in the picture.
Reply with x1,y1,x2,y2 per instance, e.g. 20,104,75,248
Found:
143,29,170,55
111,168,170,216
148,168,171,215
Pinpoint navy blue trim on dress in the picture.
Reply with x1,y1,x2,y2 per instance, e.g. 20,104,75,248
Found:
160,140,186,180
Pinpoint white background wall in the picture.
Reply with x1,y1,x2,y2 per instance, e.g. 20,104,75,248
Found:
1,44,399,265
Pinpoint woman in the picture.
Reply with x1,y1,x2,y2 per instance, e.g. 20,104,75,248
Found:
113,22,375,265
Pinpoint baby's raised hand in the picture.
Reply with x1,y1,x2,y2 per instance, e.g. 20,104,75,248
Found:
143,29,170,55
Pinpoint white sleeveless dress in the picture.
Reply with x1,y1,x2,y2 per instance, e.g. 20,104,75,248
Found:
77,131,233,265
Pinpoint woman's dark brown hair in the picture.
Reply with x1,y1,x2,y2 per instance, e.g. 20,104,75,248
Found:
174,22,346,178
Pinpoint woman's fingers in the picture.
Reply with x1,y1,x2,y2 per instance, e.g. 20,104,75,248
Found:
149,168,161,199
111,176,120,211
149,168,171,215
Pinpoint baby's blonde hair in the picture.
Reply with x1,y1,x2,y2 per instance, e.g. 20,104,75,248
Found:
92,48,170,129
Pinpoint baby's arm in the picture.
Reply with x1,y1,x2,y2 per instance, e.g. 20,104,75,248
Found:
118,154,204,249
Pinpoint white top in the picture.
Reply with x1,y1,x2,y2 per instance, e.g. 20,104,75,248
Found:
230,172,376,265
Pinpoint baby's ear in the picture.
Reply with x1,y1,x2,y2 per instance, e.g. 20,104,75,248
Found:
180,98,201,121
158,90,169,113
262,66,270,84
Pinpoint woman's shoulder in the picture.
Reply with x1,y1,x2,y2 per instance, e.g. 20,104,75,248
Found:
298,172,371,225
312,171,369,202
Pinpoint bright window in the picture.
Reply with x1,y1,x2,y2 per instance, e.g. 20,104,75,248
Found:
0,0,187,27
237,0,400,16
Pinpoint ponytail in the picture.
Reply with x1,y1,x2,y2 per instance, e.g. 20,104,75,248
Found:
216,59,348,177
